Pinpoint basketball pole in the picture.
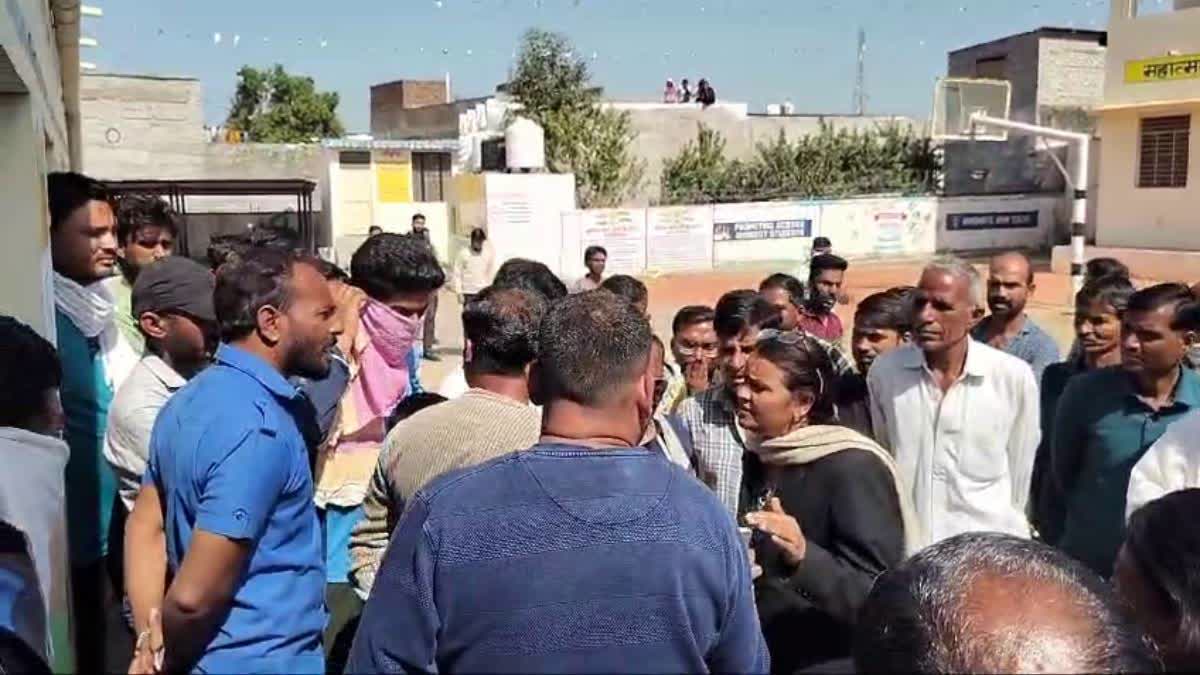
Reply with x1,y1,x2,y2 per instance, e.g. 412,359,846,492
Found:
969,113,1091,297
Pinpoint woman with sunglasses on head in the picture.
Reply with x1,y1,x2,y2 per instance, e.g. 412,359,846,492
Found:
738,331,921,674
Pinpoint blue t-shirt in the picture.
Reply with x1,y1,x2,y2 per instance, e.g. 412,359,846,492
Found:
56,309,117,566
147,344,326,673
348,443,769,674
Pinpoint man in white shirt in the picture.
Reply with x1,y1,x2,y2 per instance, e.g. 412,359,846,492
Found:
105,257,216,511
868,257,1040,546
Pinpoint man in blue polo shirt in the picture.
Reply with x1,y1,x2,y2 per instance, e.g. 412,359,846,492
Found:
1047,283,1200,577
130,248,340,673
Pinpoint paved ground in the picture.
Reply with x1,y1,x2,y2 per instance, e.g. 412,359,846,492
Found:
417,254,1085,392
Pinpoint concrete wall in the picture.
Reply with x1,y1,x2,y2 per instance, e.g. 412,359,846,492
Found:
623,107,922,205
0,0,73,342
558,193,1064,278
1096,105,1200,250
80,73,329,248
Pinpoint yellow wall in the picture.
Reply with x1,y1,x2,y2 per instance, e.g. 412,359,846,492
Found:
1096,105,1200,249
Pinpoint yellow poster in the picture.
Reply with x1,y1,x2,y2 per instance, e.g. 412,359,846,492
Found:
1125,53,1200,84
377,161,412,203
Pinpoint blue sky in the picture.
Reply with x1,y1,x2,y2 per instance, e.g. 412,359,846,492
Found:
90,0,1112,130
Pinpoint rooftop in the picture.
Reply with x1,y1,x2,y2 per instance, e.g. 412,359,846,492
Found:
950,26,1107,55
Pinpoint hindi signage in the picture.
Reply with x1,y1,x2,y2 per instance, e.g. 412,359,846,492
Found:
945,210,1039,231
578,209,647,274
1125,54,1200,84
646,206,714,272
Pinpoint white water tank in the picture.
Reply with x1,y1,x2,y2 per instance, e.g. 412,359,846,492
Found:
505,117,545,171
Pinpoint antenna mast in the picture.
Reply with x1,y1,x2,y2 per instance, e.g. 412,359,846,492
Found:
853,27,867,115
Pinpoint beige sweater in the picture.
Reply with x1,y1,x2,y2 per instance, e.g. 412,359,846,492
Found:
348,388,541,596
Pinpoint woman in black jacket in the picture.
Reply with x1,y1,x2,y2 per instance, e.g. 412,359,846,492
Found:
737,331,919,674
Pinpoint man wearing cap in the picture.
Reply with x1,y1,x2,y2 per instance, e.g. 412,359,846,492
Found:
105,256,217,514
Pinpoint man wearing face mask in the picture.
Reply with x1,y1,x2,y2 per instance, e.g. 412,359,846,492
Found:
799,254,848,342
348,290,769,673
314,233,444,660
677,290,782,516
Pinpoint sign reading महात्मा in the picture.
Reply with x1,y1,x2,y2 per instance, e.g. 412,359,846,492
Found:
1125,53,1200,84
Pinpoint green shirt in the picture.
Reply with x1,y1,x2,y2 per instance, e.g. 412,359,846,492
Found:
56,309,118,566
108,275,144,354
1049,365,1200,576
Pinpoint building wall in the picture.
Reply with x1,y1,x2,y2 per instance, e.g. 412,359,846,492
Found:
0,0,73,342
1037,37,1107,127
1096,105,1200,250
1103,3,1200,109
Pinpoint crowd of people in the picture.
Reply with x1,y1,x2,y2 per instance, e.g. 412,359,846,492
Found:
5,171,1200,674
663,77,717,105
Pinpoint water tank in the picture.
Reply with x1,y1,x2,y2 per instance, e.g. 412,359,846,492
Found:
505,117,545,171
766,103,782,116
781,100,795,115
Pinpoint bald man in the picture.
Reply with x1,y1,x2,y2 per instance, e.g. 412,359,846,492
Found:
972,251,1061,382
854,533,1157,673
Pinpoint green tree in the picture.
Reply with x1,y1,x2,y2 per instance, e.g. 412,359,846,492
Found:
226,65,344,143
508,29,643,208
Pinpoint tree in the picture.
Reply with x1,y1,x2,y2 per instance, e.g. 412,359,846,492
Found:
226,65,344,143
508,29,643,208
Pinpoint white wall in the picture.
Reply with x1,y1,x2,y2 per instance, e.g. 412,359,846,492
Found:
560,194,1064,276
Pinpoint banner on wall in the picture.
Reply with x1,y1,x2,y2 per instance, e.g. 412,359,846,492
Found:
945,210,1039,231
578,209,647,274
376,162,412,203
712,202,820,242
646,206,714,272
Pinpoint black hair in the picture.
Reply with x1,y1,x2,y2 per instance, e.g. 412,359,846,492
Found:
713,289,782,340
1125,489,1200,671
248,222,301,251
463,286,547,377
601,275,648,309
1128,283,1193,318
350,232,445,301
492,258,568,303
47,171,107,231
759,273,806,307
412,213,426,223
470,227,487,243
584,245,607,262
313,258,349,282
535,289,652,407
0,317,62,430
1087,257,1130,282
385,392,447,434
854,532,1159,674
672,305,715,335
214,248,321,343
809,253,849,281
812,236,832,249
206,233,251,271
755,333,837,424
1076,275,1136,316
113,193,178,246
855,287,914,334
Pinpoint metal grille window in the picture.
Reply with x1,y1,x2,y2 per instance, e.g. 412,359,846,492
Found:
413,152,451,202
1138,115,1190,189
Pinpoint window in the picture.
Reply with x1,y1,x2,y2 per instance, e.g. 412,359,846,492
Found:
1138,115,1190,189
412,152,451,202
338,150,371,166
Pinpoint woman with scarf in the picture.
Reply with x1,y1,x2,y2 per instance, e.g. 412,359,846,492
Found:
738,330,919,674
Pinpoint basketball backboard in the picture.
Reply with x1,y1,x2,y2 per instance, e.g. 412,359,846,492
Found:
932,78,1012,141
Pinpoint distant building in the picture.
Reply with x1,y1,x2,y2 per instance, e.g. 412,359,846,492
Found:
1095,0,1200,251
942,27,1107,198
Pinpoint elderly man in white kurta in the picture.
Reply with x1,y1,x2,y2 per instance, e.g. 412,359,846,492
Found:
868,258,1040,546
